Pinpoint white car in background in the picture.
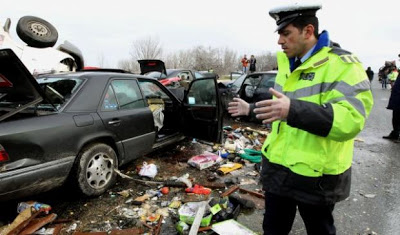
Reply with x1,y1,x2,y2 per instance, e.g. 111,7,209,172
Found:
0,16,84,76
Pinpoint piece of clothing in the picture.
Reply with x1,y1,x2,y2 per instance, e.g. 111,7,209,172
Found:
259,30,373,205
300,44,317,63
382,77,388,89
263,192,336,235
249,58,257,72
241,58,249,67
387,73,400,110
291,59,302,72
242,58,248,74
391,109,400,138
261,157,351,205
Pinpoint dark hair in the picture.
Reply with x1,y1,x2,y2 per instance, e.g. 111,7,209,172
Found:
292,16,319,37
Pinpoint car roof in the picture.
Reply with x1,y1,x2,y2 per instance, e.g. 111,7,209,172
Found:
40,71,158,112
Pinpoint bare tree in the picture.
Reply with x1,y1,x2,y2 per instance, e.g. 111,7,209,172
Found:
118,36,277,76
117,59,137,72
192,46,220,72
222,48,238,74
97,53,107,68
256,51,277,71
130,36,163,60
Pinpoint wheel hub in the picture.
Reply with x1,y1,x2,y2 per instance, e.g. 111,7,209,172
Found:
86,153,113,189
29,22,50,37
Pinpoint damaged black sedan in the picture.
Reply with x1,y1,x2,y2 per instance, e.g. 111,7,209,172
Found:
0,49,223,201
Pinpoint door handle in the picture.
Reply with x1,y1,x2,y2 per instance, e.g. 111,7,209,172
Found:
108,119,121,125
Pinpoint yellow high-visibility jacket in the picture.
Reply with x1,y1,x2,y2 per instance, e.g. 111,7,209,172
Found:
389,71,398,82
259,31,373,204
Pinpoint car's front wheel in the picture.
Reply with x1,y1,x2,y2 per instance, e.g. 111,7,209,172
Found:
73,143,118,196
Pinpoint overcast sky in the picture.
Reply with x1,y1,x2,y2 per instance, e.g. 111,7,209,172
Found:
2,0,399,72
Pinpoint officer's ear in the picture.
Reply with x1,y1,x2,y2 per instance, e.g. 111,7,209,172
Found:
302,24,315,39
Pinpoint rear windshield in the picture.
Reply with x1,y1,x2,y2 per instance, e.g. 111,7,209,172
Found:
36,77,84,109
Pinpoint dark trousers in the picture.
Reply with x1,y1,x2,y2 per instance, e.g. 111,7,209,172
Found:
382,78,388,89
392,109,400,137
263,193,336,235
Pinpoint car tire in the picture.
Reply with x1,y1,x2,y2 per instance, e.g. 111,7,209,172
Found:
16,16,58,48
73,143,118,197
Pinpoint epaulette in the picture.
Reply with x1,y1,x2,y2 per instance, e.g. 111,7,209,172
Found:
330,47,361,64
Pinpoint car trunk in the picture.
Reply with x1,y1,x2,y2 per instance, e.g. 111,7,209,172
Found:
0,49,57,122
137,59,167,76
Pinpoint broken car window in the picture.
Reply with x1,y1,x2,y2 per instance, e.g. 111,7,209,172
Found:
101,85,118,111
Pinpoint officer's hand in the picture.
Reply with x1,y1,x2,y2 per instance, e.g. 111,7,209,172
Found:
254,88,290,123
227,98,250,117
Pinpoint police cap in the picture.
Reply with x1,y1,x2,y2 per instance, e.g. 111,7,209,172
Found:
269,3,322,32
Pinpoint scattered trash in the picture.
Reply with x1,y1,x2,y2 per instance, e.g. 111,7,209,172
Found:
229,193,256,210
218,149,230,159
217,163,243,175
183,194,210,203
360,192,376,198
239,187,265,199
185,184,212,195
17,201,52,214
66,222,78,233
176,221,190,234
188,151,222,170
138,161,158,178
122,208,137,219
177,173,193,188
178,202,212,227
238,149,262,163
117,190,131,198
169,200,182,209
239,178,258,185
161,187,169,195
221,185,240,197
211,219,257,235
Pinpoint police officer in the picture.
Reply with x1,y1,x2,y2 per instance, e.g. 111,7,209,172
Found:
228,3,373,234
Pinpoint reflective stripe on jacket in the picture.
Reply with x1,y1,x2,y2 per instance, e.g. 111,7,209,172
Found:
261,42,373,178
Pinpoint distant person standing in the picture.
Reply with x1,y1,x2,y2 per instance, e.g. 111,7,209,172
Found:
382,67,390,89
383,62,400,142
249,55,257,73
366,67,374,83
241,55,249,74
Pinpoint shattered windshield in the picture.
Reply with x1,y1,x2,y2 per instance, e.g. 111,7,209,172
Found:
36,77,84,110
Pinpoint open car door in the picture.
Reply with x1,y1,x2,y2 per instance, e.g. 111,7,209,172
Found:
182,77,223,143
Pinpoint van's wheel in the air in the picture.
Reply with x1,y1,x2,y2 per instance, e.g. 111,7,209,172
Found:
16,16,58,48
73,143,118,196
